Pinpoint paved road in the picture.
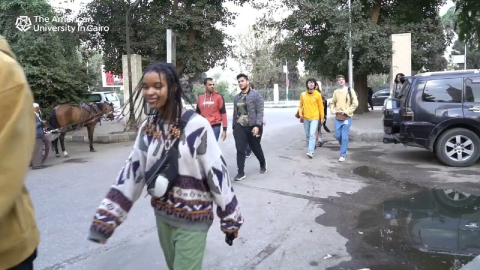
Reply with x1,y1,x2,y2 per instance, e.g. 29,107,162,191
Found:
27,108,480,270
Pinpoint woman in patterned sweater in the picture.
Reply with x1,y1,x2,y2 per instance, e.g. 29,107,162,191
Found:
88,62,243,270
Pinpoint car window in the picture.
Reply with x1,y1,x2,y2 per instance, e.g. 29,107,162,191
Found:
105,93,118,101
88,94,102,102
464,77,480,102
422,78,463,103
378,91,390,97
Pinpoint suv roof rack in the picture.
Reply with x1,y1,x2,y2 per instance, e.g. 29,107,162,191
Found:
415,69,480,77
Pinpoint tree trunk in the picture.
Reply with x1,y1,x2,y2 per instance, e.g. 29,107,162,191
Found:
354,74,369,114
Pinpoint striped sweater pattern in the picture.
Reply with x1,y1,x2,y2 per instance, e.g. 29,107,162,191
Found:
89,113,243,241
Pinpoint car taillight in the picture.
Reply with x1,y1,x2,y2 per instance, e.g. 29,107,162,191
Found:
402,107,414,121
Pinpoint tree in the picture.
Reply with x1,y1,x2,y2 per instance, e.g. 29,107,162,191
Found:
261,0,451,113
77,0,249,79
0,0,96,115
233,25,299,90
454,0,480,44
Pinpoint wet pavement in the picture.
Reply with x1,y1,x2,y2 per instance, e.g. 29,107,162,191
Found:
316,142,480,270
26,108,480,270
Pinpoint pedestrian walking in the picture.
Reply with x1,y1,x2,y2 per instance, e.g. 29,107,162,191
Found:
299,78,325,158
88,62,243,270
329,75,359,162
196,77,228,141
232,73,267,181
0,35,40,270
32,103,45,169
315,84,330,147
367,87,374,111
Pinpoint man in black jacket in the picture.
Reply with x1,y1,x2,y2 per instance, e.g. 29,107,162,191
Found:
232,74,267,181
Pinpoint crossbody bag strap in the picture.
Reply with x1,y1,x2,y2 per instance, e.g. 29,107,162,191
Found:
173,110,196,148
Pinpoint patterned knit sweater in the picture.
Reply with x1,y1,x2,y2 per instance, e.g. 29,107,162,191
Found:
88,112,243,242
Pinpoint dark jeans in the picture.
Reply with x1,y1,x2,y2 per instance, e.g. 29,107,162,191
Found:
233,124,265,173
212,125,221,141
9,249,37,270
246,135,262,153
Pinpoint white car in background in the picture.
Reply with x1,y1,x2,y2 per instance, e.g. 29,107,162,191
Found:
87,91,122,116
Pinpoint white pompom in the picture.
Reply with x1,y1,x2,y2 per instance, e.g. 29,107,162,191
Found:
149,174,169,198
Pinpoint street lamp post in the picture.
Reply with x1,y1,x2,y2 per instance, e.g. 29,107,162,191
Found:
348,0,353,88
126,0,141,130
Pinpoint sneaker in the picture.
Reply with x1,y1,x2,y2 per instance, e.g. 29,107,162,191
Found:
246,151,252,158
260,161,267,174
234,172,246,181
339,156,346,162
306,152,313,159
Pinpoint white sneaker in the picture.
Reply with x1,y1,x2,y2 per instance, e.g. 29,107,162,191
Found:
307,152,313,159
339,156,346,162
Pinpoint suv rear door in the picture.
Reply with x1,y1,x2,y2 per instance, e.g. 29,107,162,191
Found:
463,76,480,126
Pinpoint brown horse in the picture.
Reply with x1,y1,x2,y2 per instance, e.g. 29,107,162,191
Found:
49,102,115,157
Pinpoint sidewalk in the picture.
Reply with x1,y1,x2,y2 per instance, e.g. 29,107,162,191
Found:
325,108,384,143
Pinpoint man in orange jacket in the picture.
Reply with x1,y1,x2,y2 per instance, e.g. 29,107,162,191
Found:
196,78,228,141
0,35,40,269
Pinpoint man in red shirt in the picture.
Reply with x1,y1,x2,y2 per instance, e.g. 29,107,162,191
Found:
196,78,228,141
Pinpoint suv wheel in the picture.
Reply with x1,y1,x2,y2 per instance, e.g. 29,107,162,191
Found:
435,128,480,167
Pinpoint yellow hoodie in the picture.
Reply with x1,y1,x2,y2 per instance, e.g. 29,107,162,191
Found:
0,36,40,269
298,90,324,121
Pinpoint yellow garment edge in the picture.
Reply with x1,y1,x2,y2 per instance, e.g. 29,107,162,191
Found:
298,91,325,121
329,88,359,117
0,36,40,269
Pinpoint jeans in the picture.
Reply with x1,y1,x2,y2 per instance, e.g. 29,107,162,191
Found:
335,117,352,157
303,119,319,153
233,124,266,173
212,125,221,141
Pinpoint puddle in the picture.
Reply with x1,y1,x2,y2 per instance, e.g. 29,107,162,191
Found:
62,158,88,163
320,187,480,270
352,165,395,181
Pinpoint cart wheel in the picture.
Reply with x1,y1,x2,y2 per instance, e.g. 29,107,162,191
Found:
42,138,49,164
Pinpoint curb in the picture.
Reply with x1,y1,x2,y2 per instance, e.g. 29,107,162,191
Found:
64,132,137,144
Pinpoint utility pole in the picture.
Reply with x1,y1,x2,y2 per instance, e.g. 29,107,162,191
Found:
348,0,353,88
125,0,141,130
464,43,467,70
284,60,289,101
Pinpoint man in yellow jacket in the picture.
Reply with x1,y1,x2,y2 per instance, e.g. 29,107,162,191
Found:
298,78,325,158
329,75,359,162
0,35,40,269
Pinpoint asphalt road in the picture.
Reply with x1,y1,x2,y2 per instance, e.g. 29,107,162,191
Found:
26,108,480,270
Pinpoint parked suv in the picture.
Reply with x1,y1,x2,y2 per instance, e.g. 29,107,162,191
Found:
383,70,480,167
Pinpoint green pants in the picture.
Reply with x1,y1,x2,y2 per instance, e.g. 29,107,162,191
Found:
156,217,208,270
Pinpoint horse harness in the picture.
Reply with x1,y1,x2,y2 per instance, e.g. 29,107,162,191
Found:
80,103,104,127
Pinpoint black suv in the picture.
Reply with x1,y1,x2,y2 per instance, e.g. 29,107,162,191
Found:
383,70,480,167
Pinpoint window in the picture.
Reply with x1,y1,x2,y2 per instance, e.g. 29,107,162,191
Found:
88,94,102,102
464,77,480,102
376,91,390,97
105,93,118,101
422,78,463,103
